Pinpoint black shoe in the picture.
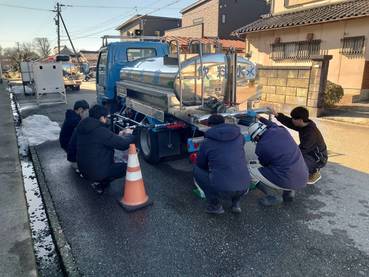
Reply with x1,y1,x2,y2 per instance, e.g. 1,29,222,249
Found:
282,190,295,202
231,200,242,214
206,204,225,215
91,182,104,195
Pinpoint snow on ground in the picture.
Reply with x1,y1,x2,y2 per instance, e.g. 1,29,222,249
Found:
18,115,60,155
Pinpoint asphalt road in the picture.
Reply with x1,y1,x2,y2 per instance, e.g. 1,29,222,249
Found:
18,82,369,276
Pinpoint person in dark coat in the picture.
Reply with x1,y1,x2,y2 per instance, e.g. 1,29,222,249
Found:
248,116,308,206
270,106,327,185
69,105,136,194
193,114,251,214
59,100,89,171
59,100,89,152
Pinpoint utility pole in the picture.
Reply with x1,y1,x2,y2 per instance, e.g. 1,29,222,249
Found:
59,11,81,65
53,2,81,66
55,3,60,54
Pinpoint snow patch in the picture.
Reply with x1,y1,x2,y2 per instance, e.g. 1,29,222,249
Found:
18,115,60,155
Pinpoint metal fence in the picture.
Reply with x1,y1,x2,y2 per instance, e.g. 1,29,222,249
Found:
271,40,321,61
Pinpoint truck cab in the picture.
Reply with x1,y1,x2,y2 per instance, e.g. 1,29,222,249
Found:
96,41,169,110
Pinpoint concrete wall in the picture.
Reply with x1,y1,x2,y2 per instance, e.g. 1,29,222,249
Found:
255,56,331,116
257,66,312,111
246,18,369,103
165,23,204,38
272,0,345,14
181,0,219,37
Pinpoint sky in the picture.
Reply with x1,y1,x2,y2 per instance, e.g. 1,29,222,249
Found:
0,0,195,51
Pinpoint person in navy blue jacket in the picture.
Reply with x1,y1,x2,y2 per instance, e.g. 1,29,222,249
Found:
59,100,89,170
193,114,251,214
248,115,308,206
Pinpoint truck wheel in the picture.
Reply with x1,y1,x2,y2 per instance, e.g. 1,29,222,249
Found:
75,85,80,91
138,127,160,164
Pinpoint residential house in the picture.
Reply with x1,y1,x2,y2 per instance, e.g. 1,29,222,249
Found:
165,0,270,39
79,50,99,67
232,0,369,103
116,15,181,37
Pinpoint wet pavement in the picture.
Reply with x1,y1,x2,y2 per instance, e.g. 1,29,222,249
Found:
17,82,369,276
34,142,369,276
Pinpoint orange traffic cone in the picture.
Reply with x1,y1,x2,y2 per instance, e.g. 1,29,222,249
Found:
119,144,153,212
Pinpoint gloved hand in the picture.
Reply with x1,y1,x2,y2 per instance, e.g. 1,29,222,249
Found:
246,110,257,117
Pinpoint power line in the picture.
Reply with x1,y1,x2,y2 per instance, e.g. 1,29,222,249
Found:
66,13,133,35
0,3,52,12
63,4,180,9
63,0,184,36
65,0,185,41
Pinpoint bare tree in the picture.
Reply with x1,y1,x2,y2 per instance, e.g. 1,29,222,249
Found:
4,42,39,71
33,37,51,58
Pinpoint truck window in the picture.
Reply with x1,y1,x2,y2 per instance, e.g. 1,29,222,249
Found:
127,48,156,62
97,51,107,85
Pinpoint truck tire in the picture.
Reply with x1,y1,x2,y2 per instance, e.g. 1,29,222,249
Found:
138,127,160,164
75,85,80,91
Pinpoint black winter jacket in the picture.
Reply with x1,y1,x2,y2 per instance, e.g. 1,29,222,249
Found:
196,123,251,192
59,110,81,152
69,117,135,181
275,113,328,162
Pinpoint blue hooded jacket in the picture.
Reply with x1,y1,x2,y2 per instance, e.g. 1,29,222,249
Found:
256,117,308,190
196,123,251,192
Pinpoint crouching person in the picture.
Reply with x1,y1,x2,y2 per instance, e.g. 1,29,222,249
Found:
59,100,89,170
249,116,308,207
270,106,328,185
193,114,251,214
69,105,136,194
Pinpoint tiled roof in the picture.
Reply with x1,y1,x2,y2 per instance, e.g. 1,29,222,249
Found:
232,0,369,35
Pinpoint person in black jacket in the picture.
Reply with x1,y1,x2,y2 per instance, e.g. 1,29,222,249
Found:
270,106,327,185
193,114,251,214
59,100,89,170
59,100,89,152
69,105,136,194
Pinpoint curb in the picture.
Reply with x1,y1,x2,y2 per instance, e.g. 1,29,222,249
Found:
30,146,80,277
319,117,369,127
